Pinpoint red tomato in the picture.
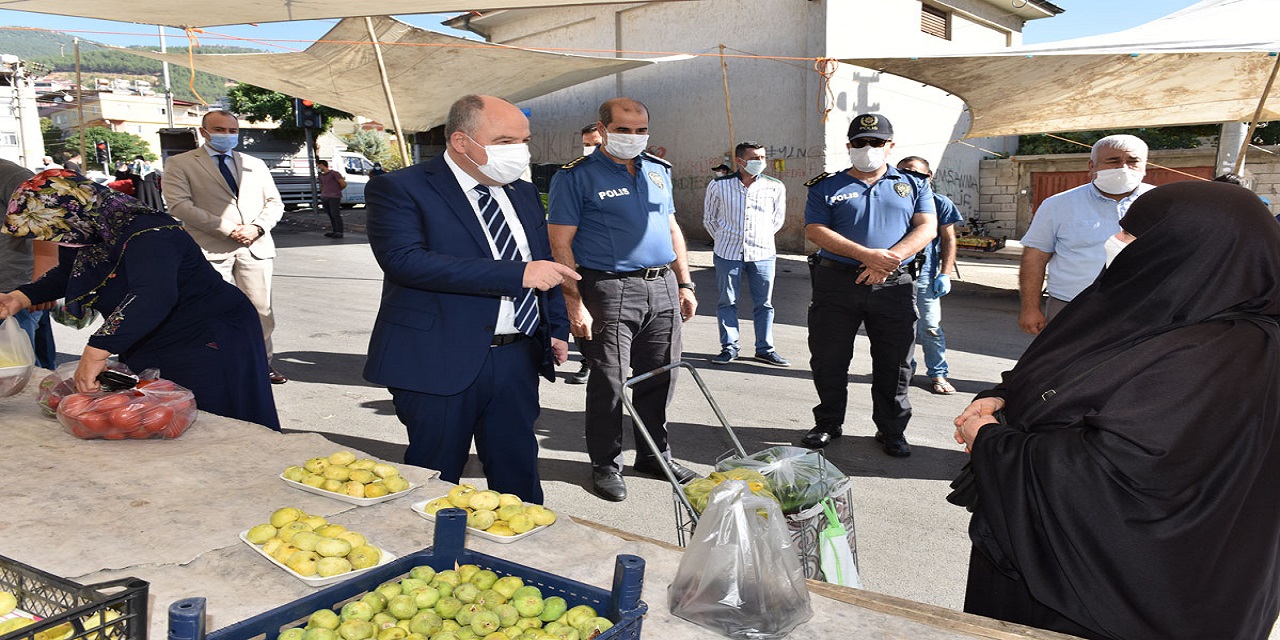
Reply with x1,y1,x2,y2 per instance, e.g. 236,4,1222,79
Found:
140,406,174,433
47,395,61,410
138,379,178,392
67,420,94,439
101,429,127,440
108,403,146,431
90,394,132,412
58,394,93,418
78,412,112,435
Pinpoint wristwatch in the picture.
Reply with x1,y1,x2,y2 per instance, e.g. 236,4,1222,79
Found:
678,282,696,291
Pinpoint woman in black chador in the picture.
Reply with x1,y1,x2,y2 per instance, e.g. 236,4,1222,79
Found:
954,180,1280,639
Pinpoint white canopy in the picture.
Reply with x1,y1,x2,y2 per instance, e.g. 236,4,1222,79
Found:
124,16,661,132
840,0,1280,137
0,0,694,28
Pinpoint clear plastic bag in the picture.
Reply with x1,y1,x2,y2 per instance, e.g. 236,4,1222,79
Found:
717,446,849,514
36,360,136,417
0,316,35,397
669,480,813,639
55,374,198,440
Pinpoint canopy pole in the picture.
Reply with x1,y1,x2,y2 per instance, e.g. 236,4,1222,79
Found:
719,44,735,161
1233,53,1280,175
364,17,411,168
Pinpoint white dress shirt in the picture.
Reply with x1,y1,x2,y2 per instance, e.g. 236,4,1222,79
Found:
443,151,532,335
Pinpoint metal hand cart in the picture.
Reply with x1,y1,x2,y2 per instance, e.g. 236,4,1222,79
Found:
621,361,860,583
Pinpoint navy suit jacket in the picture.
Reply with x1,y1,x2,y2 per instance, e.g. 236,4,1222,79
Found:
363,155,569,396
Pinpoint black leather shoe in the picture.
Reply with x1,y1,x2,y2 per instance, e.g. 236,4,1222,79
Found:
567,361,589,385
324,232,344,238
800,424,842,448
633,458,700,484
591,471,627,502
875,432,912,457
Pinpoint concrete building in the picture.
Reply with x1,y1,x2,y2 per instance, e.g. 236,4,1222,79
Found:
39,85,203,165
446,0,1062,251
0,55,47,169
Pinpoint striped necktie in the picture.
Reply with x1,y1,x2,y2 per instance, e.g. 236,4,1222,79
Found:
473,184,539,337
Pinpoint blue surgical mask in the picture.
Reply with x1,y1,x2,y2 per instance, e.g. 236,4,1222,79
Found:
744,159,766,176
206,132,239,153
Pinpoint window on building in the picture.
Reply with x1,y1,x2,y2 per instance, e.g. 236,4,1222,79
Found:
921,4,950,40
0,131,19,146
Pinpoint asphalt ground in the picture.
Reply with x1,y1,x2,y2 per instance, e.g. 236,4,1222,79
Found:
48,206,1032,613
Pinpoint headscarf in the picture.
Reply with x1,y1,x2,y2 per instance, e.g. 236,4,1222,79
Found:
999,179,1280,416
968,181,1280,639
3,169,178,316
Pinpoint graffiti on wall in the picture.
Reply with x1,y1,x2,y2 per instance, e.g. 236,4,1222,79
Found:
932,165,979,216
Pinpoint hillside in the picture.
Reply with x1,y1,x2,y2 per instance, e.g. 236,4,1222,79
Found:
0,27,257,102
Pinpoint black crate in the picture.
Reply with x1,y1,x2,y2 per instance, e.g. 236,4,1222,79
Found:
0,556,147,640
186,509,646,640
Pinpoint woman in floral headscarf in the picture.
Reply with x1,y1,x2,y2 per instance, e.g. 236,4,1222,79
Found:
0,170,279,430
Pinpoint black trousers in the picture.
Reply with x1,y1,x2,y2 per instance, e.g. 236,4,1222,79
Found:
807,262,917,436
577,269,682,473
389,337,544,504
322,196,343,233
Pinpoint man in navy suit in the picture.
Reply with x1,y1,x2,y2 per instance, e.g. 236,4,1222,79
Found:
363,95,577,504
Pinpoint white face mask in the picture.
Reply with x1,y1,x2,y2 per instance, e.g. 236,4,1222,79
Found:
205,132,239,153
744,159,766,176
1103,234,1130,268
1093,167,1143,195
582,145,597,156
604,133,649,160
465,135,530,185
850,145,886,172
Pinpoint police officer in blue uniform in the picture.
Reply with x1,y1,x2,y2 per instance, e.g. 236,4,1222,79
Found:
801,114,937,457
548,97,700,502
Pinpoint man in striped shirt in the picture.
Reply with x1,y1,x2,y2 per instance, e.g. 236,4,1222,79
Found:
703,141,789,366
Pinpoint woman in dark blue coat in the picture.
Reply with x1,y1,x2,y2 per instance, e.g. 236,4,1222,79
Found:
0,169,278,430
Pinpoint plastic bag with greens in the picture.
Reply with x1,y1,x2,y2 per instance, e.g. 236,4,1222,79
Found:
717,446,849,514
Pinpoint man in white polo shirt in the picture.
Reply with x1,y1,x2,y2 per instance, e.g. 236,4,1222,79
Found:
1018,134,1155,334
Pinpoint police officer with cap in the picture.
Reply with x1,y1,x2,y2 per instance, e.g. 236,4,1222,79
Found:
800,113,937,457
548,97,700,502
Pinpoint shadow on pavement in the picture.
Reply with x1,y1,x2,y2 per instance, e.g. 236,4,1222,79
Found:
273,350,379,387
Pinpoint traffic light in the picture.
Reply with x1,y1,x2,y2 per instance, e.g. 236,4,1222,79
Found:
294,98,321,129
94,140,110,168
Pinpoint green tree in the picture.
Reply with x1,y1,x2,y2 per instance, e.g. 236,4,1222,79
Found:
1017,124,1222,155
227,84,352,143
343,129,391,166
40,117,65,155
63,127,157,169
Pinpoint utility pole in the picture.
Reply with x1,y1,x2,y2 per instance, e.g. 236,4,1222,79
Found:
159,27,175,128
75,38,85,166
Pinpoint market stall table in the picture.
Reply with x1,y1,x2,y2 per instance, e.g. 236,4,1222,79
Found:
0,379,1077,640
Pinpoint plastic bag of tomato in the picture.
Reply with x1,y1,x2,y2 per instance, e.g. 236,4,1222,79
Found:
37,361,135,418
55,378,197,440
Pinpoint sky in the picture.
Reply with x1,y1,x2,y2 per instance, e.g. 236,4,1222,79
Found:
0,1,1206,53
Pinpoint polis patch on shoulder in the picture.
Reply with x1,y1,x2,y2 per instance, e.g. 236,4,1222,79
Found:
894,182,911,198
647,171,666,190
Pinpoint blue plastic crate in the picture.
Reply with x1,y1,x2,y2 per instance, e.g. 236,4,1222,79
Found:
171,509,646,640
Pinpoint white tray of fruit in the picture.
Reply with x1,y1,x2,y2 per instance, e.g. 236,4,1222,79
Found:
280,451,426,506
411,484,557,544
241,507,395,586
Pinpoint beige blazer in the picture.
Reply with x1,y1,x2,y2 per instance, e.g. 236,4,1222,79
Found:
162,147,285,259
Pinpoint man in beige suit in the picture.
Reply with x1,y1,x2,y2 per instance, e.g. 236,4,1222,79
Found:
163,110,288,384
